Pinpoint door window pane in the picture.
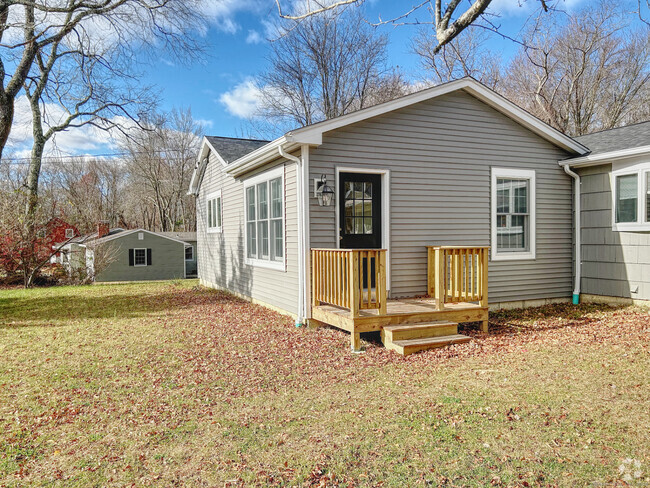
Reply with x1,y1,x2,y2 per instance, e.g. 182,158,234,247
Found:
616,174,638,223
344,178,374,235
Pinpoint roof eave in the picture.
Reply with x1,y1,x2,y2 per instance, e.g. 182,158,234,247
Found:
225,136,301,178
560,144,650,167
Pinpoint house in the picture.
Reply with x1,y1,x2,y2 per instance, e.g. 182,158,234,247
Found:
188,77,647,355
560,121,650,304
159,232,198,277
46,218,80,263
58,223,192,282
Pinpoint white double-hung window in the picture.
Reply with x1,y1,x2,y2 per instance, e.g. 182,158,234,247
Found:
206,190,222,233
612,161,650,231
491,168,536,261
244,167,284,270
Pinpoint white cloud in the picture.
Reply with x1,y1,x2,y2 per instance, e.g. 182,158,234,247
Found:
6,95,133,158
219,79,263,119
201,0,265,34
246,29,263,44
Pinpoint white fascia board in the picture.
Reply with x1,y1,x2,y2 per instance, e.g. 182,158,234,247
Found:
559,145,650,168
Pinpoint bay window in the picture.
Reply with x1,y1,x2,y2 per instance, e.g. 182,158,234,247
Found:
245,167,284,270
491,168,536,260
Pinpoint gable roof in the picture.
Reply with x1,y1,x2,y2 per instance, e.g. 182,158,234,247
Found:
189,77,589,191
205,136,269,164
575,121,650,156
89,229,190,247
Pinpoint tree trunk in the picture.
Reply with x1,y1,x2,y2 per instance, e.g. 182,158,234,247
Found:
0,92,14,161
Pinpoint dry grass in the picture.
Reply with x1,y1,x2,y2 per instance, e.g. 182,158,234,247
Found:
0,281,648,487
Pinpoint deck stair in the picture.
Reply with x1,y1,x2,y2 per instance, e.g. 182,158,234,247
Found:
381,320,471,356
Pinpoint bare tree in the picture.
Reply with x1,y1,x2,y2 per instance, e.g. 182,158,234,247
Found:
274,0,553,54
502,1,650,136
258,9,408,130
413,26,502,88
122,108,200,232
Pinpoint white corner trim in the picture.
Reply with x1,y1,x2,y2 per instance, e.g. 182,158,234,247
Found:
490,167,536,261
243,165,287,272
334,166,391,291
206,189,223,234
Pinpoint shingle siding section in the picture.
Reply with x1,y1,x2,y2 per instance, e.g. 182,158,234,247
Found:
309,90,574,303
196,151,300,315
578,163,650,300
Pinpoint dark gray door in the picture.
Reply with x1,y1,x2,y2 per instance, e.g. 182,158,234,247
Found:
339,172,382,249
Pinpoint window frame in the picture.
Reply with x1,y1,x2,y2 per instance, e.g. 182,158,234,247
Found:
185,245,194,262
133,248,147,267
490,167,536,261
243,166,286,271
611,161,650,231
65,228,74,239
206,190,222,234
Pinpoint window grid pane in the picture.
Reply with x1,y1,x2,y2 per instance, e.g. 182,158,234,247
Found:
646,172,650,223
496,177,529,252
134,249,146,265
616,174,638,223
216,197,222,228
207,199,213,228
246,177,282,263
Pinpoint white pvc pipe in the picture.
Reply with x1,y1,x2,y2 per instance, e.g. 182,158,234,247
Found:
563,164,581,304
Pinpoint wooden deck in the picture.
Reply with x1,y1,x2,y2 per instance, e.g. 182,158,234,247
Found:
310,247,490,354
312,297,488,333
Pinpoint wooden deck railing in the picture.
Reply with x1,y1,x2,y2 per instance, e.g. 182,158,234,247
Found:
311,248,387,317
427,246,489,310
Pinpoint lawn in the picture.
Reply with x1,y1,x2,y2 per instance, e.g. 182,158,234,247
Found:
0,281,648,487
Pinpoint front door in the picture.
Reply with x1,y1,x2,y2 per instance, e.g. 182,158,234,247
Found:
339,172,382,249
339,172,382,290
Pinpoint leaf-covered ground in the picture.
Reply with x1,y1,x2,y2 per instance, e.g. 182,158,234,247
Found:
0,281,648,487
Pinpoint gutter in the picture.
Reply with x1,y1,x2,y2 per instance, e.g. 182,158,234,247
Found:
278,145,306,327
562,163,581,305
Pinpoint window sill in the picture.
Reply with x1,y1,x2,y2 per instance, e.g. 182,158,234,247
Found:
207,227,222,234
491,251,536,262
245,258,286,271
612,223,650,232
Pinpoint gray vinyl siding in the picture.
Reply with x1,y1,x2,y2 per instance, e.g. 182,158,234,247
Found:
309,90,574,303
95,233,186,282
578,164,650,299
196,153,300,315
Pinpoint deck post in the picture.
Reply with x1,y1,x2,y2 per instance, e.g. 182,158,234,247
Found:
378,251,387,315
350,332,361,352
311,250,320,307
349,251,360,319
480,248,489,333
434,248,445,311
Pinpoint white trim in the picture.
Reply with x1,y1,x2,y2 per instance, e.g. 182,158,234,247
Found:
243,165,287,272
302,145,312,319
334,166,391,291
490,167,536,261
561,145,650,168
185,245,194,262
206,189,223,234
611,160,650,231
133,248,147,267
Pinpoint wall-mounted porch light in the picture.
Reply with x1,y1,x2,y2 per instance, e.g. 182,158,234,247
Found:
315,174,334,206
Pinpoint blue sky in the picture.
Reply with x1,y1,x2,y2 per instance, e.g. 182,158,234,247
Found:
7,0,648,158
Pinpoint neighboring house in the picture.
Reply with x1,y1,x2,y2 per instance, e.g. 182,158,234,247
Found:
188,77,648,354
159,232,198,277
46,218,80,263
58,223,191,282
559,122,650,304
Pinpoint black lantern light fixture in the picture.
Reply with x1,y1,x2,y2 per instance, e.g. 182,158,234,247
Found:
316,174,334,207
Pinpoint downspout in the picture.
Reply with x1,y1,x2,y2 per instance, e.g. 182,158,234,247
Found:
563,164,581,305
278,146,305,326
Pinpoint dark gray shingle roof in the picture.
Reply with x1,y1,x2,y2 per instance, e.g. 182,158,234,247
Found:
205,136,269,164
575,121,650,156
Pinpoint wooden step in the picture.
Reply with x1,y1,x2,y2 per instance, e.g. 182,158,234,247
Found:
385,334,471,356
381,320,458,341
